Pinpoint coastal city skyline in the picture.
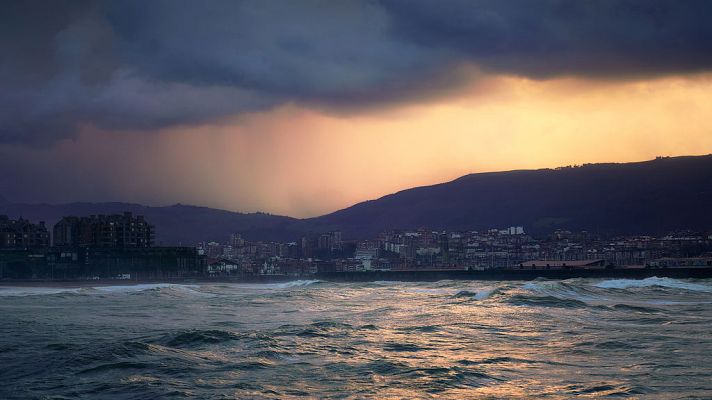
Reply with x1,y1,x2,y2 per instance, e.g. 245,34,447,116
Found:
2,210,711,281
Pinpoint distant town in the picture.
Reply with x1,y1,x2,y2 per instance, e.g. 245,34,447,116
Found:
1,212,712,281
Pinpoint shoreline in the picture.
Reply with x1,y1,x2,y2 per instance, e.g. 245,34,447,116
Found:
2,267,712,287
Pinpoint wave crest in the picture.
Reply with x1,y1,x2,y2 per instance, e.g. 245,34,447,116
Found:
165,329,243,347
273,280,322,289
595,277,712,292
0,283,206,297
453,288,497,300
506,294,589,308
0,287,82,297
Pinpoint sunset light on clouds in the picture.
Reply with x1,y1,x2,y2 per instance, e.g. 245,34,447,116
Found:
2,1,712,217
4,71,712,216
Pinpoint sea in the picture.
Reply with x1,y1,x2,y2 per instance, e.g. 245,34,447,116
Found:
1,277,711,399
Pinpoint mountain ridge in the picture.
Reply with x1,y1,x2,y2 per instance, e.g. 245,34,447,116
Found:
2,154,711,244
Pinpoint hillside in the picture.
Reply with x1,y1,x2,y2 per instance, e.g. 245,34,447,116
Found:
2,155,712,243
305,155,712,237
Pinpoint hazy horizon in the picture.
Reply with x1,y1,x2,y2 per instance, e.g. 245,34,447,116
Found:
2,152,710,218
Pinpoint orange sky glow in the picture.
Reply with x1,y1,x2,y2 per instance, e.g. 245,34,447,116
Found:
7,72,712,217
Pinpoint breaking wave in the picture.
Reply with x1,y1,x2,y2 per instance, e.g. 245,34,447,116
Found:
0,287,82,297
520,279,603,303
473,288,495,300
0,283,204,297
595,277,712,292
453,288,498,300
272,279,322,289
91,283,201,293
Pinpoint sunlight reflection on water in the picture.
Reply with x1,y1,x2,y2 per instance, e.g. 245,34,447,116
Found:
1,278,711,398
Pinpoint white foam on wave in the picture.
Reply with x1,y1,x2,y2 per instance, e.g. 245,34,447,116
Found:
473,288,495,300
272,280,322,289
91,283,177,293
522,281,565,291
520,280,602,302
90,283,211,297
0,286,82,297
0,283,206,297
372,281,405,285
595,277,712,292
229,279,322,290
409,288,454,295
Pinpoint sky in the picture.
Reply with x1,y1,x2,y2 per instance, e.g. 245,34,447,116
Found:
2,0,712,217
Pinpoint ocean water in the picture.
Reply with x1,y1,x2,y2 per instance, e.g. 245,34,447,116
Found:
1,278,711,399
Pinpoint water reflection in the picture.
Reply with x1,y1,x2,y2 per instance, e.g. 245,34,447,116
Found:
0,278,711,398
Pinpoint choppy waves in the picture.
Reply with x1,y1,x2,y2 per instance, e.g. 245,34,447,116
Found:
2,276,710,302
2,277,711,308
1,277,711,398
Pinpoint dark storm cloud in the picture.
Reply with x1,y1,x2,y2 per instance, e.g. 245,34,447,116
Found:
2,0,712,145
382,0,712,78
